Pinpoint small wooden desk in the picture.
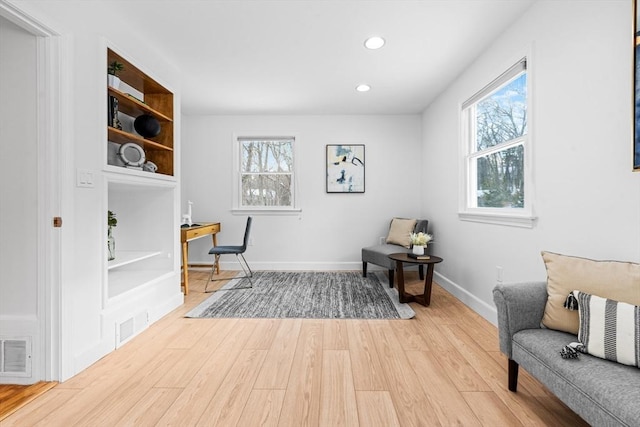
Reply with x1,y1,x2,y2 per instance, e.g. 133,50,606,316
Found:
180,222,220,295
388,253,443,306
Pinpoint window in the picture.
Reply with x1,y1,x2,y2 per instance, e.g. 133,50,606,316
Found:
460,58,534,227
237,137,295,210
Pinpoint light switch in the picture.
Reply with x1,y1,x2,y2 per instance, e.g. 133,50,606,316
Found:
76,169,94,188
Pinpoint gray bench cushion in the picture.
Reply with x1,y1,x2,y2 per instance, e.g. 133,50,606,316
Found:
513,328,640,426
362,219,429,270
362,243,409,270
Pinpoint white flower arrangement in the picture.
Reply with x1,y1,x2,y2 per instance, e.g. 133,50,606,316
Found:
409,231,433,247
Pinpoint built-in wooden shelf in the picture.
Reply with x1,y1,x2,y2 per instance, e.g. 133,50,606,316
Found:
108,87,173,122
107,48,174,176
105,47,178,311
108,127,173,152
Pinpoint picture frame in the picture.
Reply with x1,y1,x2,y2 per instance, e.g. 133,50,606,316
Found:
634,0,640,170
326,144,365,193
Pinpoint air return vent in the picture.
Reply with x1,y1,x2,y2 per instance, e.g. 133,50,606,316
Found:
0,337,32,377
115,311,148,348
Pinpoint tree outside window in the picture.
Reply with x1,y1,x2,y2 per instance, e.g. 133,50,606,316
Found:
239,138,294,208
463,59,529,215
474,72,526,208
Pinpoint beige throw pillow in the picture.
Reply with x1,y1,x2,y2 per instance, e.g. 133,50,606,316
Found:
385,218,417,248
541,251,640,334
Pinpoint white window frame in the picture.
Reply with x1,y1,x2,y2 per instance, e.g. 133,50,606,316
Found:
459,55,536,228
232,134,301,214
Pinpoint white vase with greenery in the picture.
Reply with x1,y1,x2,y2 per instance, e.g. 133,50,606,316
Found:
108,210,117,261
107,61,124,90
410,231,433,256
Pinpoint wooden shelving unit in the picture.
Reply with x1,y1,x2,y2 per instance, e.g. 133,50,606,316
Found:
107,48,174,176
104,47,179,311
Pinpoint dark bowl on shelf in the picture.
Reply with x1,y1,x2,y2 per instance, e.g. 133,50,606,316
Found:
134,114,161,138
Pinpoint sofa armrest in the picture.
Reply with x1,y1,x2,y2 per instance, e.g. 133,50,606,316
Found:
492,281,547,358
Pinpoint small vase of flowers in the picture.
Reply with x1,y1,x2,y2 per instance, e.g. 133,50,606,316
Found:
410,232,433,256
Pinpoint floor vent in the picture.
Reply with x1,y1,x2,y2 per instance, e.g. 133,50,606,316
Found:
0,337,32,377
115,311,148,348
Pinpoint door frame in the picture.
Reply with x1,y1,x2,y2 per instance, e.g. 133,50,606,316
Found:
0,0,64,382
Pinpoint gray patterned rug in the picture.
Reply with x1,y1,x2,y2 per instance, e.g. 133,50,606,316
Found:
185,271,415,319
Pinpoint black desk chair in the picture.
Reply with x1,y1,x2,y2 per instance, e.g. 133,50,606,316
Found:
206,216,253,292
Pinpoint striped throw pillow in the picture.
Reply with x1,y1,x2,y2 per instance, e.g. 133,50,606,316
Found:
567,290,640,368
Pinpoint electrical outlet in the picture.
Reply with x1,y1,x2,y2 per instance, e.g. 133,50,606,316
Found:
496,266,503,283
379,236,386,245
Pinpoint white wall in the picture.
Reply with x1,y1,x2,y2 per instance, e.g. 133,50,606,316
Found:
421,0,640,322
182,115,422,270
0,14,37,323
6,0,183,380
0,14,39,383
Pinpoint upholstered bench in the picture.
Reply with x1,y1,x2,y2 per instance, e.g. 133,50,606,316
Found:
362,218,428,287
493,252,640,426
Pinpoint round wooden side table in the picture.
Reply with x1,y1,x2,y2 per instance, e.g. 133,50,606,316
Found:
388,253,444,306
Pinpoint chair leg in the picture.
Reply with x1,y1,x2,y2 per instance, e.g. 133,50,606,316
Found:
388,269,394,287
205,255,221,292
205,261,216,292
237,253,254,287
214,254,220,275
206,253,253,293
508,359,519,392
362,261,368,277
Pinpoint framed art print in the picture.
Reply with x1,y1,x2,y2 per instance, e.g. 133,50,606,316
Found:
326,144,365,193
634,0,640,170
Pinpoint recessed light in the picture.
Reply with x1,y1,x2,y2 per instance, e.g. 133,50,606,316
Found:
364,36,385,50
356,84,371,92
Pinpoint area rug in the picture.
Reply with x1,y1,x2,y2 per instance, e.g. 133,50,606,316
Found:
185,271,415,319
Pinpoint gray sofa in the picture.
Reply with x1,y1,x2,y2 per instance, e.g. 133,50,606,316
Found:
493,282,640,426
362,219,428,287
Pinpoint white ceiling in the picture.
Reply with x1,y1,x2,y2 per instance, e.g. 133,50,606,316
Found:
31,0,536,115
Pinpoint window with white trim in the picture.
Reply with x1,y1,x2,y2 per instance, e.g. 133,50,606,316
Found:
237,137,295,209
460,58,534,227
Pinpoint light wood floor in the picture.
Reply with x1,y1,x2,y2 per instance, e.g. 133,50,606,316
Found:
1,270,588,427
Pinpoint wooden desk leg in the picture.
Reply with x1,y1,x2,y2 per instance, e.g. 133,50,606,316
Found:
182,241,189,295
422,264,435,306
212,234,219,275
395,260,410,303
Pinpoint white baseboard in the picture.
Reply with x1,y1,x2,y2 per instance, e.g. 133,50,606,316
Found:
195,260,365,271
194,261,427,272
72,339,113,380
150,292,184,322
434,271,498,326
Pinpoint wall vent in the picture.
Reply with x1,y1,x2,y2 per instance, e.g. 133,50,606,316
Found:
118,318,135,344
115,311,148,348
0,337,32,377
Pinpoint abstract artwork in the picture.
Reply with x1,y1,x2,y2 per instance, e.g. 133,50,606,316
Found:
326,144,365,193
